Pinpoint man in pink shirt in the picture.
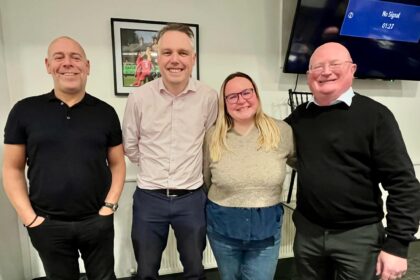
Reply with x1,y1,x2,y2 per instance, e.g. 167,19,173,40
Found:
122,23,218,280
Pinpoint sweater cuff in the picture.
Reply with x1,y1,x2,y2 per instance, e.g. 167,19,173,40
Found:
382,237,409,258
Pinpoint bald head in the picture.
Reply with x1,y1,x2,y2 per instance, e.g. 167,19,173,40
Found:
309,42,352,68
47,36,87,59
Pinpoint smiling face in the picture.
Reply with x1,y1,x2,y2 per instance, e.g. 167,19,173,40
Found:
45,37,90,96
307,42,356,103
224,76,259,125
157,30,196,95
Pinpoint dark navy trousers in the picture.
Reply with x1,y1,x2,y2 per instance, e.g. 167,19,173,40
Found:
131,187,207,280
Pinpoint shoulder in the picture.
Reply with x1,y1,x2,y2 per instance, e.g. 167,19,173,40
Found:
353,93,385,108
273,118,292,133
273,118,293,143
6,94,52,131
127,79,160,101
16,92,50,105
286,101,308,122
352,93,394,116
193,79,218,99
294,101,310,112
85,93,117,114
84,94,120,125
10,93,51,113
205,125,216,140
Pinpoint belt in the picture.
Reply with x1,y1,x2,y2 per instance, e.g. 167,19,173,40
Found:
149,187,201,197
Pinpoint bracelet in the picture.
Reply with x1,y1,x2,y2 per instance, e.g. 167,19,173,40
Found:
25,215,38,228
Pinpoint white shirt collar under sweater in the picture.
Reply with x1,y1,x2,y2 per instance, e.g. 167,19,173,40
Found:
307,87,355,108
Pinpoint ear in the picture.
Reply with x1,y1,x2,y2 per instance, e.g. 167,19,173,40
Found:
351,63,357,76
192,52,197,65
86,59,90,75
45,58,51,74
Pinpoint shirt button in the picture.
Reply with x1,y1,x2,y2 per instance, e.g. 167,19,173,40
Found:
66,116,71,120
60,102,64,106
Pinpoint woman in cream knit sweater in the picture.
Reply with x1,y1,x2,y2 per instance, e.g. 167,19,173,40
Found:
203,72,295,280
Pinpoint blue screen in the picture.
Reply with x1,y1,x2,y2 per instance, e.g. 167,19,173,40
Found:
341,0,420,43
283,0,420,81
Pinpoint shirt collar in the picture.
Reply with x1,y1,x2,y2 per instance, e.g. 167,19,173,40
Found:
46,90,97,106
306,87,354,108
158,78,197,96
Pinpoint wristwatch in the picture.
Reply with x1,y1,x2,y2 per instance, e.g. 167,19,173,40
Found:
104,202,119,212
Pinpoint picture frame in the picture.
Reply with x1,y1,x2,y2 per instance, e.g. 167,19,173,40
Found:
111,18,200,96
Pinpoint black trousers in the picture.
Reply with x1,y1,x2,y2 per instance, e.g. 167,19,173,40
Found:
131,188,207,280
27,214,116,280
293,210,385,280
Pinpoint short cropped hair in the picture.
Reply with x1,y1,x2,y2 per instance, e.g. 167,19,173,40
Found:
157,23,195,49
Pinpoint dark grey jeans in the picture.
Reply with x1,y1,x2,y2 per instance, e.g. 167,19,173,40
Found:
27,214,116,280
293,210,384,280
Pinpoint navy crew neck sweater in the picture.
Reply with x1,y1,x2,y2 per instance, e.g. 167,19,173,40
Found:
286,93,420,257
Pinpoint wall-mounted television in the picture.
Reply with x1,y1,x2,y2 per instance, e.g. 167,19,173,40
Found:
283,0,420,81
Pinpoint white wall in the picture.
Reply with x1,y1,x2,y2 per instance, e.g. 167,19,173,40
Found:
0,6,25,280
0,0,419,279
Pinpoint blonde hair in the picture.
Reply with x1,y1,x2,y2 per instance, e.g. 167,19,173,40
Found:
209,72,281,161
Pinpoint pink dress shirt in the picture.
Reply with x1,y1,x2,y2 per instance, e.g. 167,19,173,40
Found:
122,78,218,190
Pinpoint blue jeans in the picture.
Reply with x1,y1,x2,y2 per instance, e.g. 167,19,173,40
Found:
208,231,281,280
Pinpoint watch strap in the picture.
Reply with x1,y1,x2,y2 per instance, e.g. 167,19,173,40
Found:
104,202,118,212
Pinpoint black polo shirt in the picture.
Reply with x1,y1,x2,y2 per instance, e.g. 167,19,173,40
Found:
4,91,122,219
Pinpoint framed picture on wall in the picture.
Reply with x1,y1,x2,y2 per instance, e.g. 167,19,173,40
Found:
111,18,199,96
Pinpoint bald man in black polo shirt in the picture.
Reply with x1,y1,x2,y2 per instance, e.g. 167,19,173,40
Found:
2,36,126,280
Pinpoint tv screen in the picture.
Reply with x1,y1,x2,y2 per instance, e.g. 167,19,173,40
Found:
283,0,420,81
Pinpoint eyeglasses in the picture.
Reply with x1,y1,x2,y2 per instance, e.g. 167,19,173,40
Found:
225,88,255,104
309,61,353,74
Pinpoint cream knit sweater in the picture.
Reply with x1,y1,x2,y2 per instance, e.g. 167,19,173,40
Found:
203,119,294,208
